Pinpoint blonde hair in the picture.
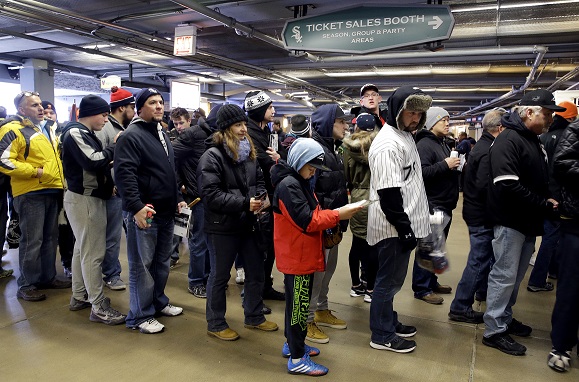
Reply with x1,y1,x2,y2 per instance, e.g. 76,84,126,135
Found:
213,128,257,161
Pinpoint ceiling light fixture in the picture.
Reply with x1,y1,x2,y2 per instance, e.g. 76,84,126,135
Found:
452,0,579,12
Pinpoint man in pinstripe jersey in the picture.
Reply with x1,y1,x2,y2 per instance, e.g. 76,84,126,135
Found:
367,86,432,353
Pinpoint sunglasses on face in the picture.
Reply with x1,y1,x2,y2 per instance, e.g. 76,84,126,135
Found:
15,91,40,108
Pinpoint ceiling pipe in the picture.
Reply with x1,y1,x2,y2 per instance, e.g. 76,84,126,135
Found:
319,46,548,64
170,0,321,62
547,65,579,91
459,46,547,116
1,0,341,100
284,93,317,110
0,27,220,80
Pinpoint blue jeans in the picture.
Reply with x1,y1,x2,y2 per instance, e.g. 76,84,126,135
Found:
14,192,60,290
528,219,560,287
450,225,494,313
370,238,412,343
102,195,122,282
123,211,174,328
188,202,210,287
206,232,265,332
483,225,535,337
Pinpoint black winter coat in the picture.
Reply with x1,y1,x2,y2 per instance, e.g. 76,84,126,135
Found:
462,130,494,226
540,115,571,200
415,129,459,214
114,117,181,220
553,121,579,223
311,131,349,231
487,112,550,236
173,121,215,202
247,118,286,196
197,144,266,235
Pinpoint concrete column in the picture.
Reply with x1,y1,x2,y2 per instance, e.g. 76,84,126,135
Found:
20,59,54,103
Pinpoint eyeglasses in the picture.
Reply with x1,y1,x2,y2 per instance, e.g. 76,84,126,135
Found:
14,91,40,108
361,93,380,99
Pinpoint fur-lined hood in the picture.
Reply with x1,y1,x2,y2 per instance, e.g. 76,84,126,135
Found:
342,130,378,164
385,86,432,131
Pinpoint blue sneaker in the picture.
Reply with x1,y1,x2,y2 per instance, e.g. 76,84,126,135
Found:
282,342,320,358
287,354,328,376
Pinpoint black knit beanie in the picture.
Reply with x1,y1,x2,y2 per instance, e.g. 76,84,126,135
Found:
244,90,272,122
78,95,110,118
41,101,57,116
135,88,164,113
217,104,248,131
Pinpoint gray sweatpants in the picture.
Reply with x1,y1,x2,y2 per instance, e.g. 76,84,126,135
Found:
307,244,339,322
64,191,107,308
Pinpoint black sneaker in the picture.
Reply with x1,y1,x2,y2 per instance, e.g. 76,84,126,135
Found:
482,332,526,355
350,284,366,297
188,284,207,298
448,310,484,324
261,305,272,315
506,318,532,337
370,336,416,353
395,323,417,338
263,288,285,301
527,282,554,292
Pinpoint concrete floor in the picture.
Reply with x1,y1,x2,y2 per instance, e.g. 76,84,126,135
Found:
1,196,576,381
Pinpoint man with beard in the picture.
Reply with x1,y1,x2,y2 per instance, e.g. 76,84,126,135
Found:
114,88,186,334
367,86,432,353
95,86,136,292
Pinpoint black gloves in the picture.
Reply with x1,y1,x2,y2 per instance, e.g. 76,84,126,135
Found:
398,227,417,253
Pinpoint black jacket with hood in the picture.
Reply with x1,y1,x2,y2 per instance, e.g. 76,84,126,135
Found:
311,104,349,230
114,117,181,220
553,120,579,228
415,128,459,214
487,112,551,236
462,130,495,226
173,105,219,202
197,141,266,235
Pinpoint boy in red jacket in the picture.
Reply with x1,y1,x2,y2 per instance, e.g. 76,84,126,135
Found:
271,138,362,376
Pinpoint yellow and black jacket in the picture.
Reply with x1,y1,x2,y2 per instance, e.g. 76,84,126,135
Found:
0,115,64,196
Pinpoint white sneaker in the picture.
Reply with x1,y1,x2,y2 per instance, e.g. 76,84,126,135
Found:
235,268,245,285
137,318,164,334
160,304,183,316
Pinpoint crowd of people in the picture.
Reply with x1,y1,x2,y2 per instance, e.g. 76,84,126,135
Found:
0,84,578,376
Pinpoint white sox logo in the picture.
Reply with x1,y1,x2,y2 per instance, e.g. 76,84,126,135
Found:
292,26,302,43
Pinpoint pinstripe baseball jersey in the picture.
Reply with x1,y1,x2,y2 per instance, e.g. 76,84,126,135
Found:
367,124,430,245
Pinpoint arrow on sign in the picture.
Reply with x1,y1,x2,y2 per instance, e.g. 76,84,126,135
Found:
428,16,443,30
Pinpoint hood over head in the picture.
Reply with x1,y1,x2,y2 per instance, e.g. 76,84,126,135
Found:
311,104,351,138
385,86,432,131
205,104,223,130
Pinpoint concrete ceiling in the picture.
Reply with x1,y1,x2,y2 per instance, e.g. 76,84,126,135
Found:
1,0,579,116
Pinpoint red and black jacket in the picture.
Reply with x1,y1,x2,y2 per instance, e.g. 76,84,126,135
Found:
271,160,339,275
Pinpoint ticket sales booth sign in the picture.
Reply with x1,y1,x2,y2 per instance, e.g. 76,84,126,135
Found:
282,5,454,54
